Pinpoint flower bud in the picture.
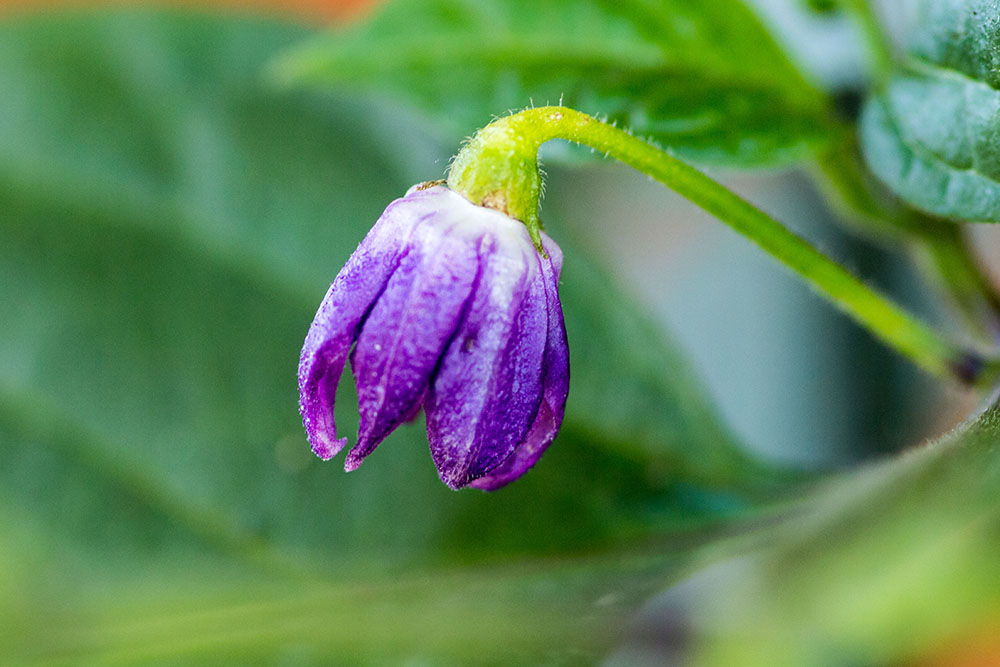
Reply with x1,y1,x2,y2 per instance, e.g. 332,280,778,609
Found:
298,184,568,490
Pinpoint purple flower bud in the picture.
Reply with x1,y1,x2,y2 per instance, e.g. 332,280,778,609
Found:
298,184,569,490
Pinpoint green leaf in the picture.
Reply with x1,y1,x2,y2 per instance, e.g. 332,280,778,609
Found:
272,0,837,167
681,398,1000,665
4,533,725,666
0,9,784,662
860,0,1000,222
906,0,1000,89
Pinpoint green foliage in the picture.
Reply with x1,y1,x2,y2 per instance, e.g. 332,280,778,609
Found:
3,3,1000,665
860,0,1000,222
272,0,838,167
689,399,1000,665
906,0,1000,89
0,9,779,663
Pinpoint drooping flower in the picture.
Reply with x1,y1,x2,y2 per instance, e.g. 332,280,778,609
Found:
298,183,568,490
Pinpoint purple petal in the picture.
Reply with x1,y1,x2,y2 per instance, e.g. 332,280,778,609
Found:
344,217,479,471
297,188,438,460
469,233,569,490
425,224,549,489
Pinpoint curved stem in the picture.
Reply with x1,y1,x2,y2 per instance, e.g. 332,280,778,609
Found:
813,134,1000,345
448,106,1000,389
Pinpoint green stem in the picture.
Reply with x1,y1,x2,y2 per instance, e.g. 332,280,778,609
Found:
813,134,1000,345
914,229,1000,343
448,106,999,389
839,0,894,79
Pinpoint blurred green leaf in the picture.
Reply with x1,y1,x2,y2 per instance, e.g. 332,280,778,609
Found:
272,0,837,167
0,8,788,662
677,398,1000,665
5,532,735,666
860,0,1000,222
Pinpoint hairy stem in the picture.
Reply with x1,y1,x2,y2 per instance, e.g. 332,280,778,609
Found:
449,106,999,389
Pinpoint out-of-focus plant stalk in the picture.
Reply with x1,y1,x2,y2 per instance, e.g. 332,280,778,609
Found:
837,0,894,79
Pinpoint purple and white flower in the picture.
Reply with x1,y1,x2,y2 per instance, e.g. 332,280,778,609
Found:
298,184,569,490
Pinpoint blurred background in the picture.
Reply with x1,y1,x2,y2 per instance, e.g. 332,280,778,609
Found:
1,0,995,664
